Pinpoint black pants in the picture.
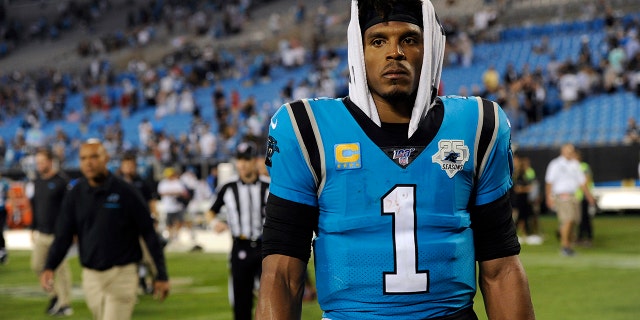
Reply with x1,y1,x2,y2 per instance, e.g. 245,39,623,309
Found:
0,208,7,249
578,198,593,241
230,239,262,320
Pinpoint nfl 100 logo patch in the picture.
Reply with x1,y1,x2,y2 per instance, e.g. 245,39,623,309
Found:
392,148,415,166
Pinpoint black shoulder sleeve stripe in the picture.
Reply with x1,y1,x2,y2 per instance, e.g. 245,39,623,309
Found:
288,100,322,188
468,97,498,210
476,98,497,179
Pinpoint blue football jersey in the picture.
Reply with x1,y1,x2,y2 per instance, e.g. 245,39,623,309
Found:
266,96,513,319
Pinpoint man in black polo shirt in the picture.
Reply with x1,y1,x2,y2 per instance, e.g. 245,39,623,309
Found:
40,139,170,320
30,148,73,316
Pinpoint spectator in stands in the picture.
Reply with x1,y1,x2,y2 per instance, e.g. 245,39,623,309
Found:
294,1,306,24
455,32,474,67
608,39,627,76
576,64,601,98
558,64,580,109
292,79,312,101
199,124,217,160
624,117,640,144
625,31,640,64
268,13,281,35
520,73,545,124
577,35,593,67
503,63,520,86
471,6,496,41
138,118,153,152
482,64,500,95
546,54,563,86
626,51,640,95
156,132,174,165
206,165,219,195
532,35,553,55
50,126,72,170
601,59,620,94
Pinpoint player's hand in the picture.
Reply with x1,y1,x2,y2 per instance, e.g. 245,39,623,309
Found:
153,280,170,302
40,270,55,292
213,220,228,233
546,196,554,211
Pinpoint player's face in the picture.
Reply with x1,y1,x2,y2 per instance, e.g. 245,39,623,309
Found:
364,21,424,104
120,160,136,177
79,143,109,182
35,153,52,176
236,158,257,182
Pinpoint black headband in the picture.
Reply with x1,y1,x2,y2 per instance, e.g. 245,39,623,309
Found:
360,3,423,32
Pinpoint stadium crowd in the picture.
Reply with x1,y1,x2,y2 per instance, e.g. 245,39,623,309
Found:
1,0,639,173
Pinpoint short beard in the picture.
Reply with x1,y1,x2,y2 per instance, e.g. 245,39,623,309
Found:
380,89,417,113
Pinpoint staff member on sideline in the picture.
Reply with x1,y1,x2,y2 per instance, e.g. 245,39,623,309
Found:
208,141,269,320
40,139,170,320
30,148,73,316
545,144,595,256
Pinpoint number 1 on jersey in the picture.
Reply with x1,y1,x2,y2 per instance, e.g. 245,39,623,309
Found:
382,185,429,294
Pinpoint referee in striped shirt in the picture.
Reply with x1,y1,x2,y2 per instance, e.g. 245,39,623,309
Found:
209,141,269,320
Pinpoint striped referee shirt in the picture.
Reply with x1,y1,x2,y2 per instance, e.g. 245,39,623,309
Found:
211,176,270,241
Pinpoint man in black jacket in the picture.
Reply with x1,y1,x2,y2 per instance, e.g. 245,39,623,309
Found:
30,148,73,316
40,139,169,320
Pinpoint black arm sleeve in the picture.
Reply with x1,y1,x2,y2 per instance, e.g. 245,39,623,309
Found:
470,192,521,261
210,183,229,213
262,194,319,263
29,194,37,231
44,192,76,271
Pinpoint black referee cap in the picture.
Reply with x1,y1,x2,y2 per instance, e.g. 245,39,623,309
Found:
236,141,258,160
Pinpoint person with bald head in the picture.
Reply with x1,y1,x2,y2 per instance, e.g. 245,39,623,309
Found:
545,144,595,257
40,139,170,320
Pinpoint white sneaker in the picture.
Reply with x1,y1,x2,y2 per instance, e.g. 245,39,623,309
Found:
526,235,544,245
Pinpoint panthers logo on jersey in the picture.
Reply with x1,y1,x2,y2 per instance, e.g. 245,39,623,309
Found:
432,139,470,178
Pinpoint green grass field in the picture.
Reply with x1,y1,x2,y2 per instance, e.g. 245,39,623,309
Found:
1,215,639,319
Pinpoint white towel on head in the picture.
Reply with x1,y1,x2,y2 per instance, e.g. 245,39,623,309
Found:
347,0,446,138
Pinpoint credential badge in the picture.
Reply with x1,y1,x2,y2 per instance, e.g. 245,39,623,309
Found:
431,140,469,178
